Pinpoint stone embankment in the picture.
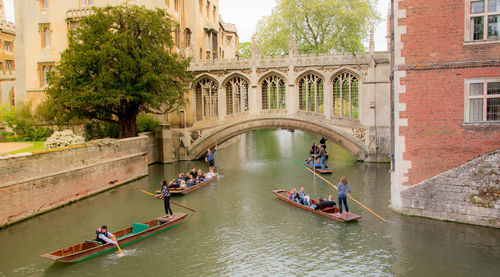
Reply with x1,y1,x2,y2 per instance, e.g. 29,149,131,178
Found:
399,149,500,228
0,133,157,228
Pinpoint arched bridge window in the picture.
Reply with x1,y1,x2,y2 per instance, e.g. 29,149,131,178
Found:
225,76,249,115
298,73,324,113
332,72,359,119
195,78,218,121
261,75,286,110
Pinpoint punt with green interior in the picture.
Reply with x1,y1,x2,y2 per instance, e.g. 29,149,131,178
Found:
41,213,188,263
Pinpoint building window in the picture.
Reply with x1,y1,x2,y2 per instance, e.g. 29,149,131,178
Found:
195,78,218,120
332,71,359,119
225,76,249,115
262,75,286,110
468,0,500,41
175,24,180,47
184,28,191,47
68,20,80,31
0,62,3,72
466,78,500,122
8,88,15,106
3,41,13,53
5,60,14,73
39,63,55,87
226,36,232,47
298,73,324,112
41,0,49,10
39,24,51,48
81,0,94,7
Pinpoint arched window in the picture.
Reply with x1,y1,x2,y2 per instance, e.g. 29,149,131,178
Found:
184,28,191,47
195,78,218,121
298,73,324,112
332,72,359,119
225,76,249,115
8,87,15,106
261,75,286,110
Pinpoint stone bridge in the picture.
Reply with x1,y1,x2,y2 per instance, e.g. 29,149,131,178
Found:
162,41,391,163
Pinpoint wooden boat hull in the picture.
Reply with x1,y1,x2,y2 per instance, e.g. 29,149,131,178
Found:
273,190,360,222
41,213,188,263
169,174,218,195
306,163,332,174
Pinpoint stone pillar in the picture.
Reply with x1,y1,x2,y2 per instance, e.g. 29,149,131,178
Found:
323,82,332,118
158,124,176,163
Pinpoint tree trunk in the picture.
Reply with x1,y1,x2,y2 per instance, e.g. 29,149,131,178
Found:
118,110,138,138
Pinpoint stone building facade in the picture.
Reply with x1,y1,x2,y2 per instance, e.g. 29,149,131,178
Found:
13,0,238,107
391,0,500,227
0,0,15,106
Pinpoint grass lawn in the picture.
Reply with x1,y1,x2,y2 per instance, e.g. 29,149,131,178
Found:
6,142,46,154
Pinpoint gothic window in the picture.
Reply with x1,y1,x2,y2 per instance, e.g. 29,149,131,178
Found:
184,28,192,47
3,41,12,53
81,0,94,7
332,72,359,119
225,76,249,115
465,78,500,122
39,23,51,48
468,0,500,41
5,60,14,73
39,62,55,87
298,73,324,112
261,75,286,110
8,88,14,107
195,78,218,121
41,0,49,10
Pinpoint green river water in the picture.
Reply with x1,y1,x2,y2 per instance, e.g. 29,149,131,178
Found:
0,129,499,276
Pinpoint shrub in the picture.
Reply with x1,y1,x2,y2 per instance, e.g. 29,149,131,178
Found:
136,113,160,133
45,130,85,149
0,103,53,142
83,120,119,140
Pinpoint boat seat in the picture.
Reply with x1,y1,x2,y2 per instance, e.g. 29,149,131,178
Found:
117,223,149,240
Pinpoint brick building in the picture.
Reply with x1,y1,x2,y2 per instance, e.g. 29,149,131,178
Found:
391,0,500,226
0,0,15,106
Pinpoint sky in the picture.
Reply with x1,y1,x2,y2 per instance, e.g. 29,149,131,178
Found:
3,0,388,51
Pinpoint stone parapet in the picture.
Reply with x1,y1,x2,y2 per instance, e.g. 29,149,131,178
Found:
0,134,158,228
397,150,500,228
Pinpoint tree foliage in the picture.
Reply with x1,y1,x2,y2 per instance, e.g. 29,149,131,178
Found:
47,5,192,138
238,42,252,58
253,0,379,56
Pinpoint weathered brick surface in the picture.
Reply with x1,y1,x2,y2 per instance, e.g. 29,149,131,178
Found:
400,150,500,228
0,134,158,227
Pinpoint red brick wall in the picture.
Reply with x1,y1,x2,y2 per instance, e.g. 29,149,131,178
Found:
399,0,500,64
398,0,500,186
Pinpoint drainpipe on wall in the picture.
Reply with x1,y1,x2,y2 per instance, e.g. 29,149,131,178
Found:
390,0,396,172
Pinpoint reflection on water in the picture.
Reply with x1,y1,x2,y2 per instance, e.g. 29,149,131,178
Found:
0,129,499,276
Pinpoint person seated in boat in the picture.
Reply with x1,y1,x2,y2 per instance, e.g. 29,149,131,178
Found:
298,186,312,206
189,168,198,179
197,169,205,182
175,173,185,186
179,180,187,189
306,157,321,168
313,196,337,210
186,175,196,188
205,167,216,179
288,188,299,202
168,179,180,189
95,225,117,245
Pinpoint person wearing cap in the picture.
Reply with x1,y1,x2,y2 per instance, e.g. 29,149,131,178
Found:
95,225,117,245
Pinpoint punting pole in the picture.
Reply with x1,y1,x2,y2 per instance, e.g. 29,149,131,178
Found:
295,160,386,222
140,190,197,212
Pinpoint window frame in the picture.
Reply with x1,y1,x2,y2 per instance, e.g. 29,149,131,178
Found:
39,23,51,49
465,0,500,43
464,77,500,123
38,62,55,88
40,0,49,11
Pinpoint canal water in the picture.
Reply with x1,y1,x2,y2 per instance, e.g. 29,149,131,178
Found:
0,129,499,276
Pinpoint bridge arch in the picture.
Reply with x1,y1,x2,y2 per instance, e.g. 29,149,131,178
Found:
221,72,251,87
257,70,289,85
186,115,368,161
328,68,361,83
295,69,327,85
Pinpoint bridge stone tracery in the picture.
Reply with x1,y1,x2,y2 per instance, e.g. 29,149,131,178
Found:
166,41,391,163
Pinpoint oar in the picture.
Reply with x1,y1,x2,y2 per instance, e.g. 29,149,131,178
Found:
295,160,386,222
140,190,197,212
113,237,123,255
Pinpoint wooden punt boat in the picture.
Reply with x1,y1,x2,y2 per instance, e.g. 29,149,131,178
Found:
169,174,218,195
306,163,332,174
272,189,360,222
41,213,188,263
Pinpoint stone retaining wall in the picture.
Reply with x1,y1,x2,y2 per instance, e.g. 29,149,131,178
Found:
399,150,500,228
0,133,158,228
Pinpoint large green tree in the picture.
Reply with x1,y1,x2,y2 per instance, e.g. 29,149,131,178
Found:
254,0,379,56
47,5,191,138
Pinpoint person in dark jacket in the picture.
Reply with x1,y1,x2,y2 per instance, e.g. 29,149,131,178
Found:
205,146,217,168
155,179,173,219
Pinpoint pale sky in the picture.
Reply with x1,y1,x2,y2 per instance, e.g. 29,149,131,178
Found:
3,0,388,50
